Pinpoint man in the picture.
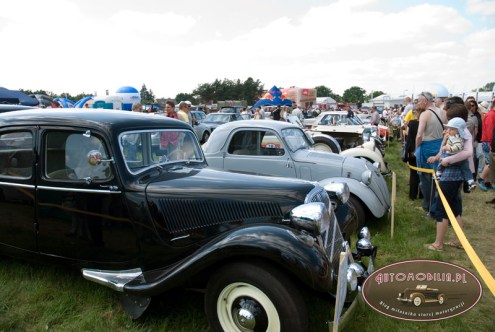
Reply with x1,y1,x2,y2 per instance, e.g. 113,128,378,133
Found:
292,104,303,121
479,99,495,190
132,102,143,113
415,91,444,217
370,106,380,126
272,105,281,121
177,101,192,125
345,105,354,118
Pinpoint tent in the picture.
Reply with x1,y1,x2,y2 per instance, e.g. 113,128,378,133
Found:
0,87,39,106
252,86,293,108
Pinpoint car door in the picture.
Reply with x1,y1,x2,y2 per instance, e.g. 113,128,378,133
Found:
35,128,138,263
223,129,297,178
0,129,36,252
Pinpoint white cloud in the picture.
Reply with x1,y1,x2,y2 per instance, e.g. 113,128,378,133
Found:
467,0,495,16
1,0,494,99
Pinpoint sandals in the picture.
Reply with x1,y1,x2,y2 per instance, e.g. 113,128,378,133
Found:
444,241,463,249
425,243,443,251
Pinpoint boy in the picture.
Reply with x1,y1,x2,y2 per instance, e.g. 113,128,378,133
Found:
436,117,477,192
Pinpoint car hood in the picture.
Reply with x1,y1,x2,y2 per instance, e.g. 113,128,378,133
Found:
292,149,346,176
144,166,316,242
311,125,365,134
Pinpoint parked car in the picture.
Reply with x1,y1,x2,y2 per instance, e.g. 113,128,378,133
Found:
202,112,243,132
0,109,376,331
190,110,207,123
397,285,446,306
203,120,391,228
309,111,385,150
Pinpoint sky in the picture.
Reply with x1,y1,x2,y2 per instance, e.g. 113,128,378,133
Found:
1,0,495,99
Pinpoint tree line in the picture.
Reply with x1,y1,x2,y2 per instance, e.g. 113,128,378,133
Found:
20,80,494,106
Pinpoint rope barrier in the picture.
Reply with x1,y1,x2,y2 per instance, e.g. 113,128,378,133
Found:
407,163,495,297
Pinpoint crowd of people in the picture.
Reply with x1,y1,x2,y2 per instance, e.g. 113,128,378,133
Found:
398,92,495,251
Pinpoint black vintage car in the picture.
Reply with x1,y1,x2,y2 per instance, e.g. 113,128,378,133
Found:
0,109,375,331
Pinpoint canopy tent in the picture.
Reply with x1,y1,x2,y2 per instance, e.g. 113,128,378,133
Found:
317,97,337,104
0,87,39,106
252,86,293,109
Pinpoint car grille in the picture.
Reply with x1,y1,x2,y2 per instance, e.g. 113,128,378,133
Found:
306,185,344,268
157,199,283,234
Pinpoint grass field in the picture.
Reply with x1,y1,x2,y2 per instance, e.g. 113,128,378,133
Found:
1,141,494,331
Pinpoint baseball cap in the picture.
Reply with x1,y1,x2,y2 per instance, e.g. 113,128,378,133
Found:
445,117,466,139
184,100,192,106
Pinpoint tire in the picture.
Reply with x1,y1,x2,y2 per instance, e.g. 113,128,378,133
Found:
205,261,308,332
412,295,423,307
312,137,339,153
202,131,210,144
348,195,366,229
438,294,446,305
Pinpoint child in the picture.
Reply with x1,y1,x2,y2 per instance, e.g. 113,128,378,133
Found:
436,117,476,192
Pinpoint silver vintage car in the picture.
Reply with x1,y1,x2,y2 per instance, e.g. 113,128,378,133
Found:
203,120,391,228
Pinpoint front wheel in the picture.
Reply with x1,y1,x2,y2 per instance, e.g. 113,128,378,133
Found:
205,261,308,332
348,195,366,229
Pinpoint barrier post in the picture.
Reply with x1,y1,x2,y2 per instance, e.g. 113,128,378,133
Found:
390,172,396,239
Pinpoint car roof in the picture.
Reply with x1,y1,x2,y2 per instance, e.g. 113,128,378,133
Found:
0,109,192,133
203,120,300,154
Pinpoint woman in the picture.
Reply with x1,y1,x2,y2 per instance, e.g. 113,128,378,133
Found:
405,109,421,199
426,103,472,251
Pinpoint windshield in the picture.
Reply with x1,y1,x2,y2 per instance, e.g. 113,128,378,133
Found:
205,114,233,123
119,129,204,174
281,128,311,152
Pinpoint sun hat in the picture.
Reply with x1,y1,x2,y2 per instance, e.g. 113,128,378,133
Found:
445,117,466,139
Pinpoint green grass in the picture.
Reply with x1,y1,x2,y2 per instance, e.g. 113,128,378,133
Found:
1,141,494,331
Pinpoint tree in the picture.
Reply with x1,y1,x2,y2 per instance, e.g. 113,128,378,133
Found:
192,77,264,105
342,86,367,103
140,84,155,104
175,93,196,104
315,85,342,102
477,82,495,92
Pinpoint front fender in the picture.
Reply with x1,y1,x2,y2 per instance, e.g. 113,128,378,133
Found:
319,177,386,218
341,147,389,174
123,225,335,296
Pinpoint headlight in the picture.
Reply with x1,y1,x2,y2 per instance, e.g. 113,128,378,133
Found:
361,170,372,185
357,238,374,256
363,132,370,141
348,262,366,278
346,268,358,291
290,202,330,235
358,227,370,240
323,182,350,205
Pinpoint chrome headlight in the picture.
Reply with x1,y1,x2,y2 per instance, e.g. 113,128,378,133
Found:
346,268,358,291
363,132,370,141
357,238,373,256
290,202,330,235
348,262,366,278
358,227,370,240
323,182,350,205
360,170,372,186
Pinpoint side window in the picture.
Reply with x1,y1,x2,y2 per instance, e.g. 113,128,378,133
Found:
227,130,284,156
0,131,33,179
45,131,112,181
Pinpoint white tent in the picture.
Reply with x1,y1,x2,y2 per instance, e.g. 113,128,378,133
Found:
316,97,337,104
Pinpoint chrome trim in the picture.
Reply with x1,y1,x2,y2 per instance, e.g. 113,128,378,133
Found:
0,181,34,189
37,185,121,194
82,268,143,292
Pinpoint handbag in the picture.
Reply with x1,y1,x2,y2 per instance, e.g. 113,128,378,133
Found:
401,144,408,162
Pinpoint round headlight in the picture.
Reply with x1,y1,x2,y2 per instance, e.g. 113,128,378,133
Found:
358,227,371,240
348,262,366,278
346,268,358,291
323,182,350,205
361,170,372,185
290,202,330,235
357,238,373,257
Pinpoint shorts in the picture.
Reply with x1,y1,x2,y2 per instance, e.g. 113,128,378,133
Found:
435,180,463,222
482,142,491,165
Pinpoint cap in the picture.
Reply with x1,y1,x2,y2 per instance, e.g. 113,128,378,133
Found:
445,117,466,139
184,100,192,106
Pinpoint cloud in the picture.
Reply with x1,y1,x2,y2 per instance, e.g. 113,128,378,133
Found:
466,0,495,16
